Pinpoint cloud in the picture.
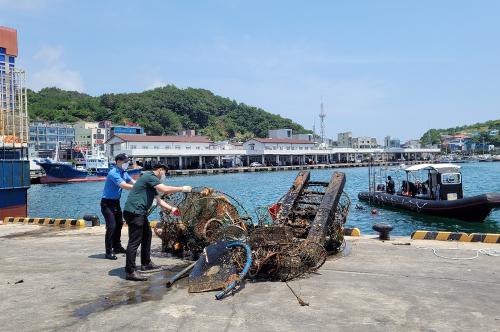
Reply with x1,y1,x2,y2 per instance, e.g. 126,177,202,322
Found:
29,45,85,92
31,66,84,92
34,45,64,63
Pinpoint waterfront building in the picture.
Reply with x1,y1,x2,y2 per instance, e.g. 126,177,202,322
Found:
105,132,441,169
442,134,471,152
0,26,30,218
28,122,75,158
243,138,328,165
351,136,377,149
337,132,352,148
106,134,246,169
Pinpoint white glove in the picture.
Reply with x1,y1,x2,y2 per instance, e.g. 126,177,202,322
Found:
182,186,192,193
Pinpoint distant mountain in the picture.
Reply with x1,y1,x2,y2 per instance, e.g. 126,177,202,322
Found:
27,86,310,141
420,119,500,145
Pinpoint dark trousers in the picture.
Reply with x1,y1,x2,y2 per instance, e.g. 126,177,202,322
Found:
101,198,124,254
123,211,152,273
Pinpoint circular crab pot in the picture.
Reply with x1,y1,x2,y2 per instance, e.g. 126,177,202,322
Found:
372,223,394,240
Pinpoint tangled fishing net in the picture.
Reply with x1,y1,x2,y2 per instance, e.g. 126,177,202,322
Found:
154,184,350,282
153,187,251,258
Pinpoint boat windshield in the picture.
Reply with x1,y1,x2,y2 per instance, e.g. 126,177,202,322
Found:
441,173,461,185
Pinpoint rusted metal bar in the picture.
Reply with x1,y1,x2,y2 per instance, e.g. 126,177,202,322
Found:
277,171,310,222
307,181,329,187
297,201,321,205
307,172,346,245
302,190,325,195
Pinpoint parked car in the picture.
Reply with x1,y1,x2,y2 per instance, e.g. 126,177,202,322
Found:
250,162,263,167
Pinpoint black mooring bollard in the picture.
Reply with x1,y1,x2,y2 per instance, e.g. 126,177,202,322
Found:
83,215,100,227
372,223,394,240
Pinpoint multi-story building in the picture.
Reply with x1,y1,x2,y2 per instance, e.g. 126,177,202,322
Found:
337,132,352,147
384,136,401,148
352,136,377,149
74,121,107,155
28,122,75,156
0,26,30,218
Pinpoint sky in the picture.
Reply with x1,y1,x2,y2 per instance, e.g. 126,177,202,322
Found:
1,0,499,142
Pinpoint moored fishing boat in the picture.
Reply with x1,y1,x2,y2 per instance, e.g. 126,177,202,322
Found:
358,163,500,222
36,153,142,184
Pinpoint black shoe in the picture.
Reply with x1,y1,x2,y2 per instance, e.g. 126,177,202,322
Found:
126,271,148,281
140,262,162,272
105,253,117,260
113,247,126,254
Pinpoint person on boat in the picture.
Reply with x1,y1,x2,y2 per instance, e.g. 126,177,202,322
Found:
101,153,136,260
123,163,192,281
386,176,395,194
401,180,417,197
416,181,428,196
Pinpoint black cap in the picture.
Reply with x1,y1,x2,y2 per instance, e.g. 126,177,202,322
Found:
152,163,169,171
115,153,129,162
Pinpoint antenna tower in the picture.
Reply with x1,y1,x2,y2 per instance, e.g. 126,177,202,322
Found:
319,100,326,144
312,119,316,142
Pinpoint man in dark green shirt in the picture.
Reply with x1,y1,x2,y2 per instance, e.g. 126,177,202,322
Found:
123,164,192,281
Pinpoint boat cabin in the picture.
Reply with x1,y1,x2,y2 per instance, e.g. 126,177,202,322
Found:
404,163,463,201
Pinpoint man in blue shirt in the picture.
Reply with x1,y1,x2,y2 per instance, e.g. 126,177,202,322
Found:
101,153,136,260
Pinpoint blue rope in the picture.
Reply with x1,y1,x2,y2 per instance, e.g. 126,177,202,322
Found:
215,240,252,300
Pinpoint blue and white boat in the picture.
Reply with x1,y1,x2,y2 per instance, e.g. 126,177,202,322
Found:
36,151,141,184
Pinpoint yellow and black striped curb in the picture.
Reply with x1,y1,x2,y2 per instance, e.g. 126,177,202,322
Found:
411,230,500,243
469,233,500,243
3,217,86,227
343,227,361,236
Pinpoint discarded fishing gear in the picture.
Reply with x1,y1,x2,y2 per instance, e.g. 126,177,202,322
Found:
247,171,350,281
153,171,350,299
153,187,252,259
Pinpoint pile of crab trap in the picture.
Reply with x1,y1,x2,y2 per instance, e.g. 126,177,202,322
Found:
153,171,351,299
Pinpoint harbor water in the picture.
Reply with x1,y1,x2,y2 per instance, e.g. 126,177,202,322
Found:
28,162,500,235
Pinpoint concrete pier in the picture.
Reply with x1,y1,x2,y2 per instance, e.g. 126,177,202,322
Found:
31,160,426,183
1,224,499,331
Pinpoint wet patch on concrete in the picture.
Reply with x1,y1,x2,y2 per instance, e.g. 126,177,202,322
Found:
341,241,352,257
73,264,191,319
325,240,352,261
0,227,62,239
0,227,99,239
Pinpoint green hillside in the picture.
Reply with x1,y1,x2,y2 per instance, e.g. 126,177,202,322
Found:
27,86,310,141
420,120,500,145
